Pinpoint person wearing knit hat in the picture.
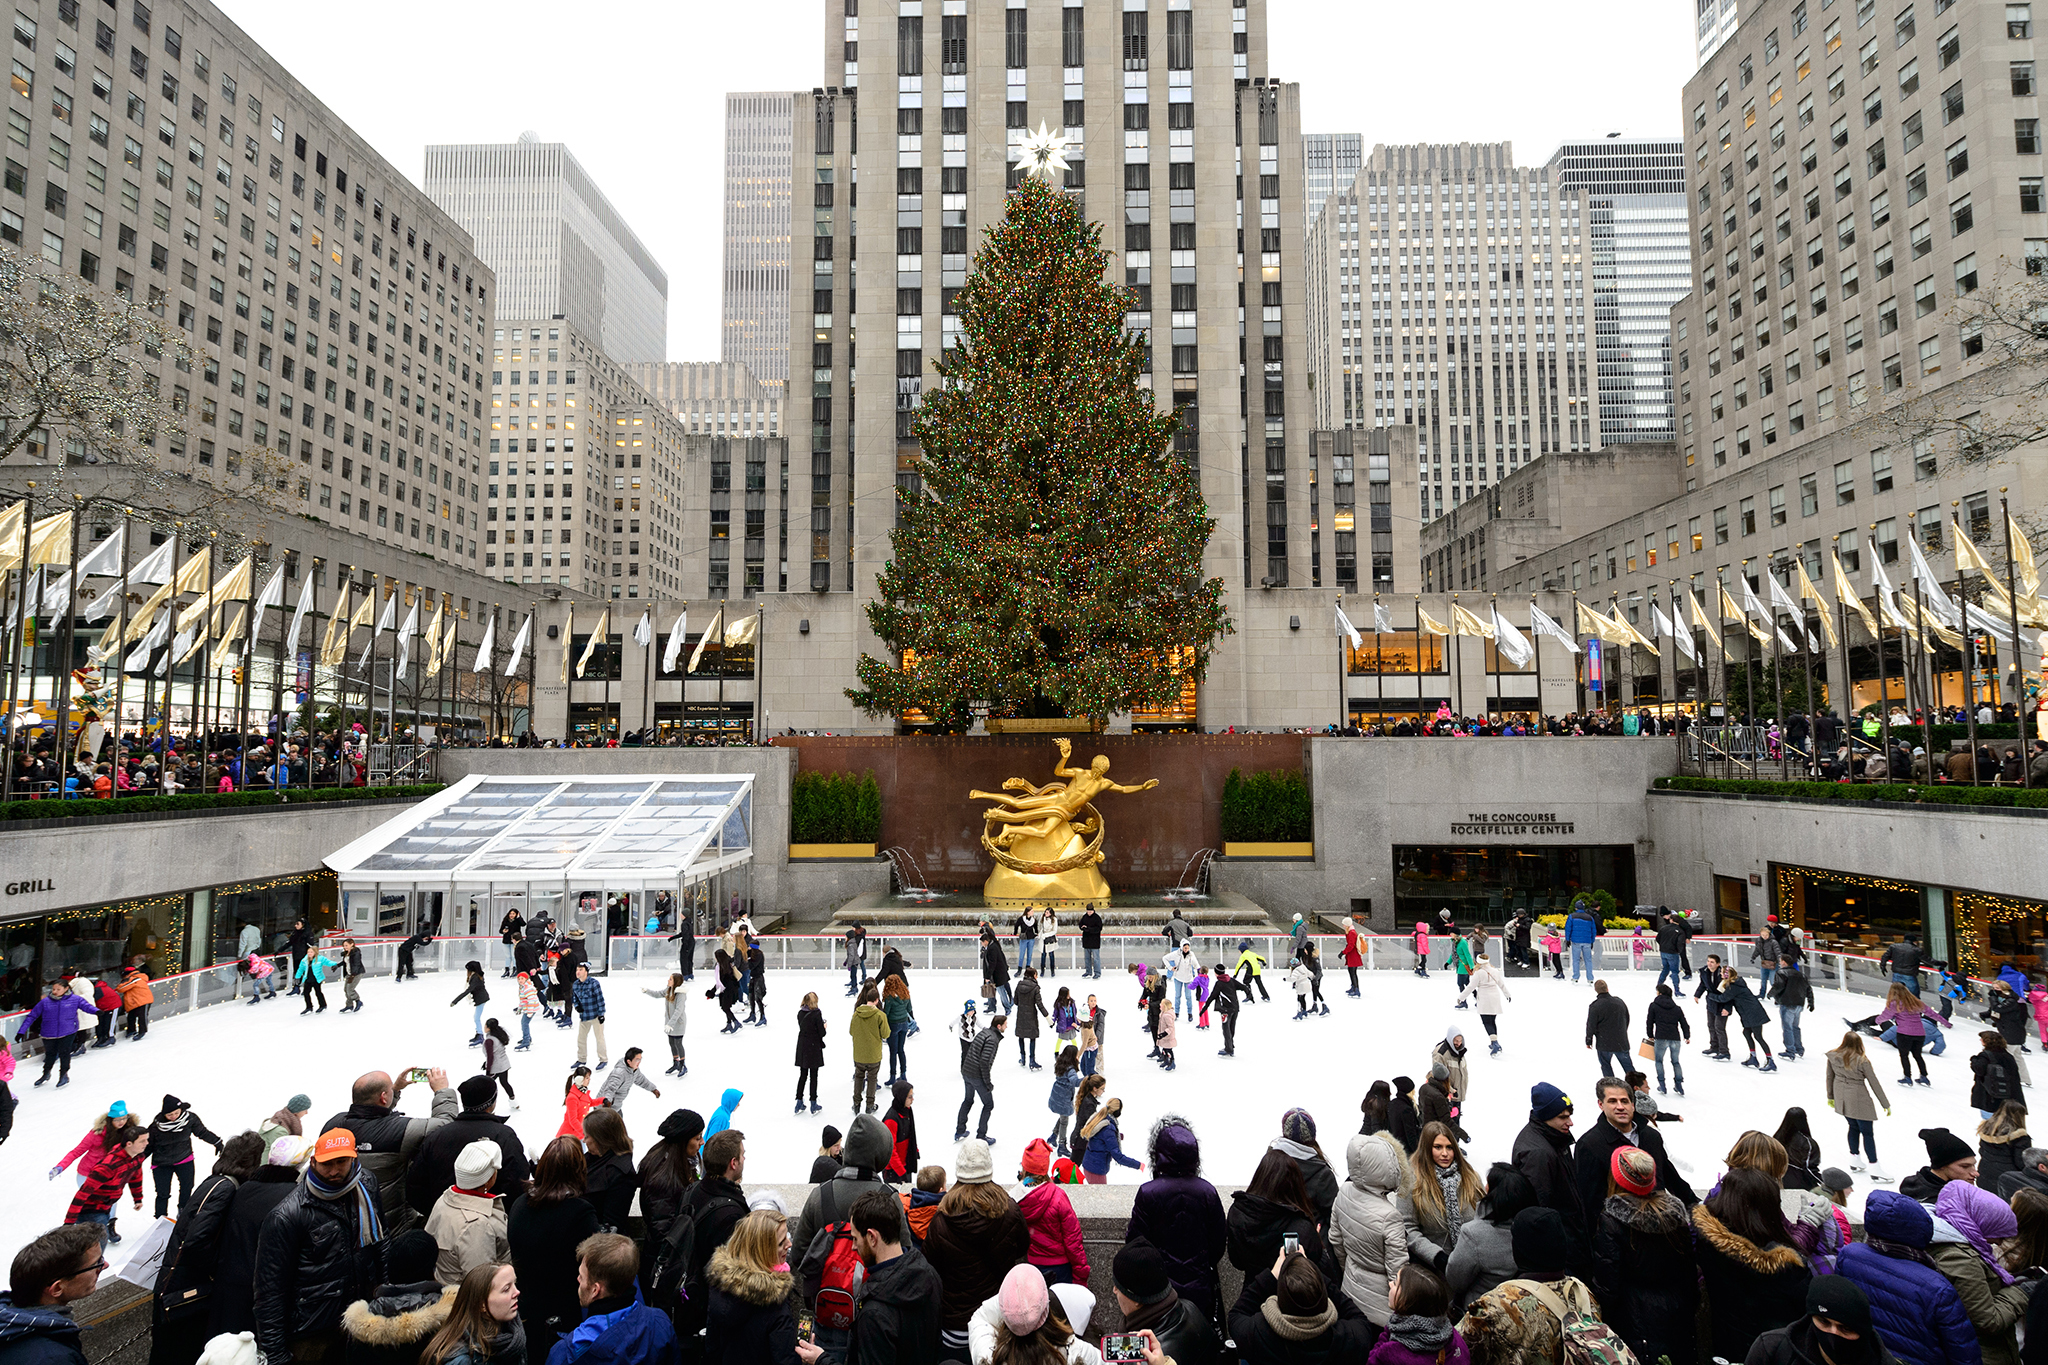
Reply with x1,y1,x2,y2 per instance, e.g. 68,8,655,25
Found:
1609,1145,1659,1198
1508,1207,1572,1277
1015,1138,1089,1285
810,1124,844,1183
1108,1240,1223,1359
259,1094,312,1152
1270,1108,1339,1229
1904,1126,1977,1201
954,1138,996,1184
997,1262,1049,1334
1745,1277,1886,1365
1511,1082,1582,1233
425,1141,507,1285
1593,1147,1697,1365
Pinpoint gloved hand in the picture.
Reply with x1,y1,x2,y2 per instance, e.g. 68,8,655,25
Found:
48,1167,61,1180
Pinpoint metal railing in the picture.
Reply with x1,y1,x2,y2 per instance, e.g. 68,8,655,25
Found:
369,745,438,786
0,929,1984,1050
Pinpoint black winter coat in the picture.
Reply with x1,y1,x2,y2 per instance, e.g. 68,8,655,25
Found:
339,1282,457,1365
1769,971,1816,1011
1721,977,1769,1030
1592,1193,1700,1365
1387,1095,1422,1153
149,1171,240,1365
1986,992,2032,1046
252,1170,388,1363
1645,996,1692,1041
1585,995,1631,1050
584,1152,638,1232
1749,1319,1904,1365
702,1253,803,1365
1690,1203,1813,1363
406,1111,533,1215
146,1108,222,1171
923,1201,1028,1334
1225,1191,1335,1283
794,1007,827,1069
1418,1081,1464,1140
1012,976,1044,1039
506,1195,601,1344
961,1027,1001,1083
848,1244,944,1365
1128,1174,1228,1314
1227,1269,1378,1365
980,938,1010,988
1511,1120,1583,1229
1574,1119,1697,1230
1973,1049,2026,1113
208,1166,301,1336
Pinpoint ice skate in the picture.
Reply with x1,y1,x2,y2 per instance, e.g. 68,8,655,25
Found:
1761,1057,1778,1072
1741,1055,1759,1068
1489,1040,1502,1056
1867,1162,1893,1182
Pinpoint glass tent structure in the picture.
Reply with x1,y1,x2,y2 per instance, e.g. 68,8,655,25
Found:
324,774,754,957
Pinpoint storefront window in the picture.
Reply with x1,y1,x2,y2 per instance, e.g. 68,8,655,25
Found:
1393,845,1636,926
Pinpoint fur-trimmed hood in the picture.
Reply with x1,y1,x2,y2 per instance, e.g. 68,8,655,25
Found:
704,1247,795,1307
1604,1190,1689,1235
1691,1204,1808,1273
340,1284,457,1345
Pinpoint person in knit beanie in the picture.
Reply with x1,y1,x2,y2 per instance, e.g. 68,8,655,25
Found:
1271,1108,1339,1229
1900,1126,1977,1204
258,1094,312,1152
1590,1146,1698,1365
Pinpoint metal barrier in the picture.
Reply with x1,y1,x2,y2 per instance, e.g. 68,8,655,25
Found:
369,745,439,785
0,929,1984,1046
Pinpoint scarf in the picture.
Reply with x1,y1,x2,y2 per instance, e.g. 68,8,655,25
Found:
306,1162,383,1247
1119,1287,1181,1335
268,1108,304,1138
1864,1235,1938,1270
1387,1313,1455,1355
1261,1296,1339,1342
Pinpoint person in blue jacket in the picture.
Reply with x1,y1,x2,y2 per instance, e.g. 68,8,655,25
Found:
1565,899,1602,984
24,980,99,1087
704,1087,743,1141
1079,1097,1142,1183
1834,1189,1981,1365
544,1231,677,1365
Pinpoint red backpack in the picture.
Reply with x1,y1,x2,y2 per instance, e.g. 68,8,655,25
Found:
799,1181,869,1331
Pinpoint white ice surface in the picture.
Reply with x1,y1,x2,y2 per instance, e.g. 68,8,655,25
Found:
0,963,1993,1269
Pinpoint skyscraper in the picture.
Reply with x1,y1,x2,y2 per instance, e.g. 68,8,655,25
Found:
425,135,669,364
1696,0,1740,67
722,94,795,386
1305,142,1598,524
1303,133,1363,225
1547,140,1688,445
788,0,1322,725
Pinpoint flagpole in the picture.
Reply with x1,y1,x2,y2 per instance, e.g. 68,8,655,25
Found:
1767,563,1786,778
51,495,82,772
1610,592,1627,723
1867,527,1895,779
1954,504,1981,784
1794,564,1818,776
2002,490,2031,787
1528,594,1542,736
1571,589,1585,717
2,485,34,803
527,600,537,746
1487,594,1501,727
1671,581,1687,766
1910,562,1937,781
112,509,133,772
1450,594,1464,719
717,597,727,741
1334,594,1346,732
643,606,654,741
149,527,181,798
750,611,763,743
1414,596,1425,729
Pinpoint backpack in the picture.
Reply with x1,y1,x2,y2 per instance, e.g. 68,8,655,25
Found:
799,1178,867,1331
648,1188,718,1307
1503,1278,1639,1365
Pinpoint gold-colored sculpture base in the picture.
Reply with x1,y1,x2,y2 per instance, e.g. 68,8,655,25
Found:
982,828,1111,908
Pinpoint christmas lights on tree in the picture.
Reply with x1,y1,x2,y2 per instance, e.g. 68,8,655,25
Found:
848,178,1232,725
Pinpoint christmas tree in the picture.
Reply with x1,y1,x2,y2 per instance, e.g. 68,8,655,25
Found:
848,174,1231,725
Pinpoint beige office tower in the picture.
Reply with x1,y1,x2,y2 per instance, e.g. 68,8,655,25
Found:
623,362,785,442
1305,142,1600,526
789,0,1322,728
0,0,496,570
721,94,795,386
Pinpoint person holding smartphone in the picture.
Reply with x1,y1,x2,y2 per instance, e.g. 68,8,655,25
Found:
1227,1240,1375,1363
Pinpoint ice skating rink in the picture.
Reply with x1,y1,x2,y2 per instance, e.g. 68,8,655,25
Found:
0,962,1988,1267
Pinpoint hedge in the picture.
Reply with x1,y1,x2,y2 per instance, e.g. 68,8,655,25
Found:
791,770,882,844
0,783,445,824
1654,775,2048,809
1221,767,1314,842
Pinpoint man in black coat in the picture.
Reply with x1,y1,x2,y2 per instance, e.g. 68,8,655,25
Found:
1584,980,1631,1078
979,931,1012,1012
847,1189,944,1365
1574,1077,1696,1224
285,919,312,996
404,1075,533,1215
1079,910,1105,978
253,1133,384,1365
956,1016,1004,1142
1114,1242,1223,1365
1511,1082,1583,1232
1693,953,1730,1057
676,1130,750,1352
1654,911,1691,991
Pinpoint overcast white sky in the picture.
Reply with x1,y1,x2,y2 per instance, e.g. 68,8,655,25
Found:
231,0,1697,363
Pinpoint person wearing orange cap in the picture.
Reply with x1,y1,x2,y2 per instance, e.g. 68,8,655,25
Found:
253,1128,386,1365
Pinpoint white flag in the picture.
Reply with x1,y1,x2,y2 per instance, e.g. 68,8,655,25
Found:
1740,576,1775,633
1335,604,1363,650
503,614,531,676
123,610,168,673
75,525,126,581
1656,604,1699,663
126,538,176,587
1372,601,1395,633
284,578,315,658
375,592,395,635
251,564,287,616
472,614,496,673
575,608,609,679
687,608,723,673
1905,533,1965,629
661,607,689,673
633,610,653,649
395,599,420,676
53,526,130,618
1491,603,1534,668
1528,602,1581,653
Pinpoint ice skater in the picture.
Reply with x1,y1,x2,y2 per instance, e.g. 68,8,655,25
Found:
482,1018,518,1109
1235,939,1270,1002
1047,1046,1081,1155
1450,930,1475,1004
1539,925,1564,979
1341,918,1364,997
450,959,489,1046
744,939,769,1026
708,948,743,1032
1413,921,1431,978
1718,967,1778,1072
513,970,541,1049
1289,956,1315,1021
1193,966,1212,1030
1301,942,1329,1016
1465,952,1510,1054
644,971,688,1075
1211,961,1242,1056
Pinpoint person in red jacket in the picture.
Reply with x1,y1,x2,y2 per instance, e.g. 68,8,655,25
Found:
90,974,121,1049
880,1079,920,1182
65,1128,148,1241
1343,917,1366,997
1015,1138,1089,1285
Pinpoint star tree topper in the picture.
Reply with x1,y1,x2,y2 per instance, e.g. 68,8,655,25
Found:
1018,121,1072,185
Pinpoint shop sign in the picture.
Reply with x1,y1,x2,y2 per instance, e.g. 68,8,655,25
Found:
1448,812,1578,837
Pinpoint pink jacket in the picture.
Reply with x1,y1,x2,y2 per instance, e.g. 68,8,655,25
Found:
247,952,274,979
57,1130,114,1178
1018,1179,1089,1279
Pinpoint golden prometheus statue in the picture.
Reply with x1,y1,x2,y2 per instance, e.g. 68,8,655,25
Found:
971,738,1159,907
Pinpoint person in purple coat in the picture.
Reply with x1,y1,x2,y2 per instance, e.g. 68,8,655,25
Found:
1124,1114,1227,1316
24,979,100,1087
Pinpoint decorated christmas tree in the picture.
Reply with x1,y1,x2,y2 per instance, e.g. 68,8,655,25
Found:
849,138,1231,725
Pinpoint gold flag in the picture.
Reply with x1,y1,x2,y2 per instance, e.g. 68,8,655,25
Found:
723,612,760,647
1574,599,1627,645
177,554,251,633
2012,514,2041,598
0,501,26,574
1448,602,1495,639
575,608,608,679
124,548,207,644
688,607,725,670
1719,582,1771,645
1613,605,1660,657
209,605,246,670
1686,591,1733,661
174,614,211,665
1794,559,1840,650
320,583,354,666
423,600,448,674
26,511,71,567
442,619,458,672
1416,605,1451,637
559,604,574,685
1831,550,1880,640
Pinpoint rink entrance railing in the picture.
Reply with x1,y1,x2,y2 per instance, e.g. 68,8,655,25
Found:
0,929,1970,1049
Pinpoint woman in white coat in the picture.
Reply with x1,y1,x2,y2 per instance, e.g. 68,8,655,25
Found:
1464,953,1512,1056
1326,1132,1410,1326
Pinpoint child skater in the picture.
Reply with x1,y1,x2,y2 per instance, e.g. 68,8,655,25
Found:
558,1065,598,1139
482,1018,518,1110
1194,966,1212,1030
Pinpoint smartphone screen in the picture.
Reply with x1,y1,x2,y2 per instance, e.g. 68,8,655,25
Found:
1102,1333,1145,1365
796,1310,814,1341
1282,1232,1301,1254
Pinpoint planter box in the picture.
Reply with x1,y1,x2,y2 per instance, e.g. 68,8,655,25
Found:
789,843,880,859
984,716,1105,734
1222,842,1315,858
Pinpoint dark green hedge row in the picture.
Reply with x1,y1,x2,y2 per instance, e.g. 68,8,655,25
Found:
1655,775,2048,808
1221,767,1314,841
0,783,445,824
791,770,882,843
